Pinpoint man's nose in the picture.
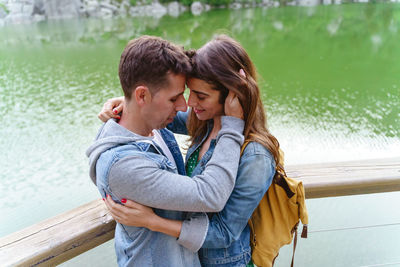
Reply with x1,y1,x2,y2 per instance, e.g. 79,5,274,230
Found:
175,94,187,112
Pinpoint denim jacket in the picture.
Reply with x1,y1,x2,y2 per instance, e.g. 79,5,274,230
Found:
87,117,244,266
168,111,275,267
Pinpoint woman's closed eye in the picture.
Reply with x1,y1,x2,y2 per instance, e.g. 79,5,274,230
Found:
195,92,208,100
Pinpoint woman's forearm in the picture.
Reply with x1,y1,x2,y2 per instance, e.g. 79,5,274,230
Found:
149,216,183,238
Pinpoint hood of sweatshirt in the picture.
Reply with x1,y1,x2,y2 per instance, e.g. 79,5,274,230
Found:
86,119,153,185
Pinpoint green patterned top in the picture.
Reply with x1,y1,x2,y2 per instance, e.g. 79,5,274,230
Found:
186,146,200,177
246,260,255,266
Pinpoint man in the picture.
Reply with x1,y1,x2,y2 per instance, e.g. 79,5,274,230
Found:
86,36,244,266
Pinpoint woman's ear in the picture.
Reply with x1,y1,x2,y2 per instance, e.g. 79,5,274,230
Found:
239,69,246,78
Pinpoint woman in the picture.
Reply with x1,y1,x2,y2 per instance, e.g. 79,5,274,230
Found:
99,35,282,266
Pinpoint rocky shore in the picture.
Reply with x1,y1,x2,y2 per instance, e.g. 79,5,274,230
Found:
0,0,398,26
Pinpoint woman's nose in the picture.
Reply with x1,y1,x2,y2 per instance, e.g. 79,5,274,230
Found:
187,93,196,107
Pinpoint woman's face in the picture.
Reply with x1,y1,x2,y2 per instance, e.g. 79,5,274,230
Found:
187,78,224,121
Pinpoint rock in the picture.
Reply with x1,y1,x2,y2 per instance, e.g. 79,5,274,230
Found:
0,6,7,19
180,4,188,12
86,0,100,17
97,2,119,17
167,1,180,17
100,2,118,12
191,1,203,16
8,2,23,14
118,0,130,16
229,2,242,9
323,0,332,4
22,3,34,15
262,0,276,5
33,0,45,15
44,0,81,19
2,0,36,24
100,6,113,18
130,3,167,18
129,6,140,16
149,3,167,18
297,0,319,6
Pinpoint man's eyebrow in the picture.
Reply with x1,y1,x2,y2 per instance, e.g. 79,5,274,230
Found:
191,90,209,96
172,91,185,98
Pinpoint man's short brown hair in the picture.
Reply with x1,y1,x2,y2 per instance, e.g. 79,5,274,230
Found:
119,36,191,99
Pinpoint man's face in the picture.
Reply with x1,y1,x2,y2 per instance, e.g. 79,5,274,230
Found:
145,73,187,130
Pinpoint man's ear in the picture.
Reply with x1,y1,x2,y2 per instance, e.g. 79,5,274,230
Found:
134,86,151,106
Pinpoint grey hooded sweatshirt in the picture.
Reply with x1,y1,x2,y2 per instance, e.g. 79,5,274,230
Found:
86,116,244,263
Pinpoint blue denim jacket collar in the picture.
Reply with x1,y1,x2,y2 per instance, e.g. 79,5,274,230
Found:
186,120,214,162
159,128,186,175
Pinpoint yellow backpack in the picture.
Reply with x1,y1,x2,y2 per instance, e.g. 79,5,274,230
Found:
241,142,309,267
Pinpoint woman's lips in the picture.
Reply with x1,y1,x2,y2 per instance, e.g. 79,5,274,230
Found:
194,108,204,114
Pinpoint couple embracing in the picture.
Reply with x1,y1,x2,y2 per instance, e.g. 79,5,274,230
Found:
86,35,282,267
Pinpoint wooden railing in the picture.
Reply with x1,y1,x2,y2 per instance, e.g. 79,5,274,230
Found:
0,157,399,266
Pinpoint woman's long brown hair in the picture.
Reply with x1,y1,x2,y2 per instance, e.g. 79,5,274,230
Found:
186,35,283,171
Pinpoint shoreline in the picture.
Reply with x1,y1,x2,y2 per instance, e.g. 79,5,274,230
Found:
1,0,399,26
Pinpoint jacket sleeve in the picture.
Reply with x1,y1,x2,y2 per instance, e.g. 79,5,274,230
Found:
200,145,275,248
108,116,244,213
177,212,209,252
166,110,189,135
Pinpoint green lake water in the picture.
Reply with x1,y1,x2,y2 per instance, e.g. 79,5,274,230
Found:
1,3,399,266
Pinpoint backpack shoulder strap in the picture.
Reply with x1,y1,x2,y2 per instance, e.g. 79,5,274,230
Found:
240,140,251,156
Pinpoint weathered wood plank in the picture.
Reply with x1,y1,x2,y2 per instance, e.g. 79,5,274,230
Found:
287,157,400,198
0,200,115,266
0,157,399,266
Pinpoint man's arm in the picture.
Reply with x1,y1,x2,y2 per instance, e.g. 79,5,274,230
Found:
106,149,274,251
109,116,244,212
104,195,209,252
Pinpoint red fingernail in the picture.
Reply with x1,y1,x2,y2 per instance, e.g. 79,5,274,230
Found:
116,116,121,120
121,198,127,203
113,109,118,114
102,198,105,201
